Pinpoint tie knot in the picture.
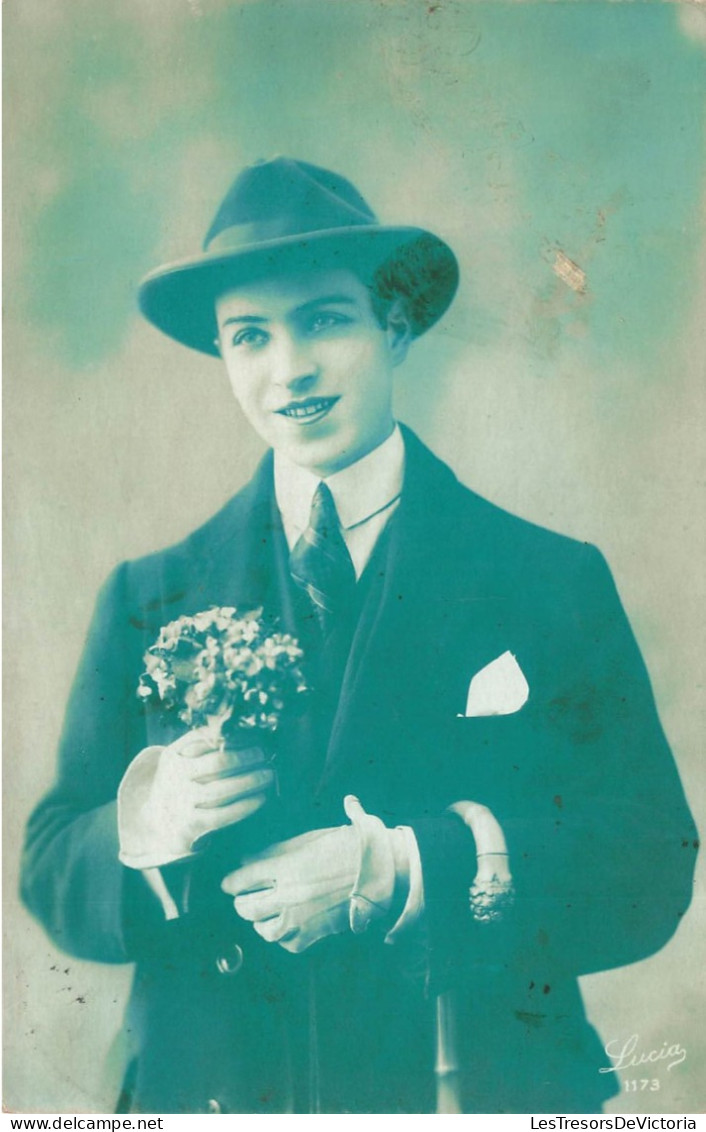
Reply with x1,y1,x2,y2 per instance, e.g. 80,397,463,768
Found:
310,481,341,537
289,480,356,632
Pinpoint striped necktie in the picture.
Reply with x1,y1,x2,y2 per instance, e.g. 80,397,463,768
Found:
289,481,356,633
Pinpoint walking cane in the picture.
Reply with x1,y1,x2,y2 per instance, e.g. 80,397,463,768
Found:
435,802,516,1115
435,991,462,1113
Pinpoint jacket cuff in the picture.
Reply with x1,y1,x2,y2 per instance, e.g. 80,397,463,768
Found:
384,826,424,943
344,795,424,939
407,812,478,993
117,746,200,869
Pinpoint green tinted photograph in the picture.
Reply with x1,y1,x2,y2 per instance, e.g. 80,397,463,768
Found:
4,0,705,1116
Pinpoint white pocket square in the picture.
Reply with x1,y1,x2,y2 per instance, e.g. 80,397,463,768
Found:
463,651,529,717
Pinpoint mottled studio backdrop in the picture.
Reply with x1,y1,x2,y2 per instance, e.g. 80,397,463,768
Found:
4,0,705,1113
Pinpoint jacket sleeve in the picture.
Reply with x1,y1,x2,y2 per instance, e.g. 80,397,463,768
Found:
20,563,177,963
409,546,698,991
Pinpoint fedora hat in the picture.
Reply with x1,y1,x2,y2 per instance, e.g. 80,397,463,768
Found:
137,157,459,356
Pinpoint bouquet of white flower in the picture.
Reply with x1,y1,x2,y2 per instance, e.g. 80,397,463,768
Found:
136,606,309,743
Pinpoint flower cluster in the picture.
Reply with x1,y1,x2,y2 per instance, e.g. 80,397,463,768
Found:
137,606,308,738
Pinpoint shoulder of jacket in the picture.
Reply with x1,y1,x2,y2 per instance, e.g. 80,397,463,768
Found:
108,453,272,606
457,478,601,564
402,425,597,566
402,426,607,588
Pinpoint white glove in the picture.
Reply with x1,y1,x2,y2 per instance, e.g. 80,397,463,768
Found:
221,796,418,953
118,729,274,868
222,823,358,954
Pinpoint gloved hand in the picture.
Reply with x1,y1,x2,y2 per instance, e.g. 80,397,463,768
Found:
222,823,359,954
118,728,274,868
221,796,414,953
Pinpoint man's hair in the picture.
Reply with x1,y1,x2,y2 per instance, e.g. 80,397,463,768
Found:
366,234,457,336
366,266,408,330
210,234,454,340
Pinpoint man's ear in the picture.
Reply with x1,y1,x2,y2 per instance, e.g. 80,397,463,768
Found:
385,298,412,366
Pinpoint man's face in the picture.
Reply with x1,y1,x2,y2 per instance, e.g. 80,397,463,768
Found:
215,267,409,476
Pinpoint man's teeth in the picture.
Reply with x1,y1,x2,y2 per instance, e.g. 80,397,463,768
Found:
281,400,332,419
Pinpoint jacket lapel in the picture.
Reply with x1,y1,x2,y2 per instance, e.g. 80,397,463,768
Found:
168,433,513,800
184,451,285,616
320,428,495,790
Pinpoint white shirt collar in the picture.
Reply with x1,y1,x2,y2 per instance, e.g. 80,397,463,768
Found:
274,423,405,539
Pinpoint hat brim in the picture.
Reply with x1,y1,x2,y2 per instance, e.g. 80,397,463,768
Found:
137,225,458,356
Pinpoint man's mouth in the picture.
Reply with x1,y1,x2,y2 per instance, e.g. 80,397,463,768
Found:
275,396,339,424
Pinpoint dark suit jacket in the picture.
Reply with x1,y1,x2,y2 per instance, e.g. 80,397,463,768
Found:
21,427,698,1114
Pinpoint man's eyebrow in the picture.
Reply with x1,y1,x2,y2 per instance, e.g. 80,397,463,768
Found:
220,314,269,328
219,295,358,329
293,295,358,315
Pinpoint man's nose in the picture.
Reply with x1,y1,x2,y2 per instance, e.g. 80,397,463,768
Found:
270,335,319,393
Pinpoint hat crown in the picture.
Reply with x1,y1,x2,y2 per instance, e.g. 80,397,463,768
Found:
203,157,378,252
138,156,459,355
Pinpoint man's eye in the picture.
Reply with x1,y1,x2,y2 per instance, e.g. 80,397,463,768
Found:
308,312,348,334
230,327,268,349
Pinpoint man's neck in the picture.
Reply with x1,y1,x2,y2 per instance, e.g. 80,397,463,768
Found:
274,424,405,578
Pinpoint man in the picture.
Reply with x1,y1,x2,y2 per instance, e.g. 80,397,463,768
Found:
21,157,698,1114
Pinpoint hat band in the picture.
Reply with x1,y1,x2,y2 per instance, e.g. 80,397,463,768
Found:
206,217,377,254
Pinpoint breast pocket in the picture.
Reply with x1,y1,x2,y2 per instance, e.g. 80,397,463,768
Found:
445,709,545,810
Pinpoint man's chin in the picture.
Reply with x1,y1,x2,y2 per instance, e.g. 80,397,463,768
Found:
266,420,346,474
267,418,394,476
286,449,350,477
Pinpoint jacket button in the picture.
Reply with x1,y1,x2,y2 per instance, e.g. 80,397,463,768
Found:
215,944,244,975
